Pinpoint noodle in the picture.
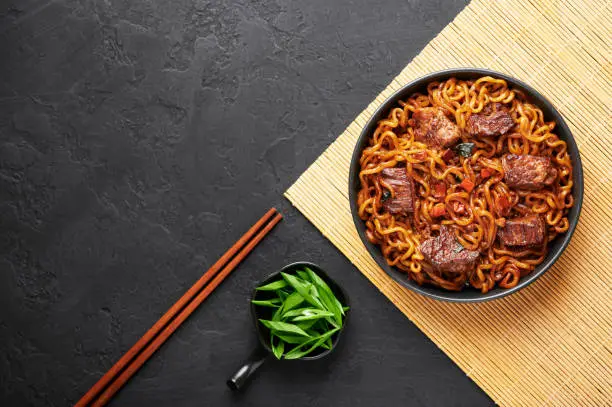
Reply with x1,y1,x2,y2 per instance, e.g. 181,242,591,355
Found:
357,76,574,293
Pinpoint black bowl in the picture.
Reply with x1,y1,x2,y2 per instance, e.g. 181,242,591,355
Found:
227,262,350,391
348,68,584,302
251,261,350,359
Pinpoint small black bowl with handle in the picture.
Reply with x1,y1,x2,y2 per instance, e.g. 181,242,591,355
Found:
227,261,350,390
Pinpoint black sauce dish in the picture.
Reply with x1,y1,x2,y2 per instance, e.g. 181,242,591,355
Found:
348,68,584,303
227,262,350,390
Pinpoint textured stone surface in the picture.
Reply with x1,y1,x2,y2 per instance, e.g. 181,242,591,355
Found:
0,0,493,406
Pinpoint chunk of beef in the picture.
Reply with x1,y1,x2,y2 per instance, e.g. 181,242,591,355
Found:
381,168,416,214
419,226,480,274
412,107,461,148
466,103,514,137
502,154,557,190
498,215,546,248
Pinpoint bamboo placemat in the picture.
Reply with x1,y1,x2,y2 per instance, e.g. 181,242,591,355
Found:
285,0,611,405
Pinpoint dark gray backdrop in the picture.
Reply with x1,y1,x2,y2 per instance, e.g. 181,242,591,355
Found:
1,0,494,405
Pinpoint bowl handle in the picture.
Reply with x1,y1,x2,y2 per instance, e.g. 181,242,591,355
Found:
227,346,270,390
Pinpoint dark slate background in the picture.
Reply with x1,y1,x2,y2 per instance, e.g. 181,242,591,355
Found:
0,0,494,406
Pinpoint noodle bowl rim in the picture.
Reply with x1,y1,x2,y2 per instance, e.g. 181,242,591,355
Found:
348,68,584,303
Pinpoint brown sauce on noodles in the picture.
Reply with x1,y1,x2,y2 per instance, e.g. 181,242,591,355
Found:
356,76,574,293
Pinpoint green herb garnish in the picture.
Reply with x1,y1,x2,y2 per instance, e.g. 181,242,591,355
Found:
454,142,475,157
271,334,284,359
252,268,349,360
453,244,464,253
258,320,311,337
255,280,288,291
251,298,282,307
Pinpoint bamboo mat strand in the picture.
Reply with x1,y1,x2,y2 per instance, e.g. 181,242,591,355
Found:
285,0,612,405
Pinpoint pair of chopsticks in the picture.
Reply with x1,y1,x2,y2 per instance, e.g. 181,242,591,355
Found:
76,208,283,407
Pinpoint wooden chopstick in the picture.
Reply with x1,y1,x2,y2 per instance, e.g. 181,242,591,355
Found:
76,208,282,407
